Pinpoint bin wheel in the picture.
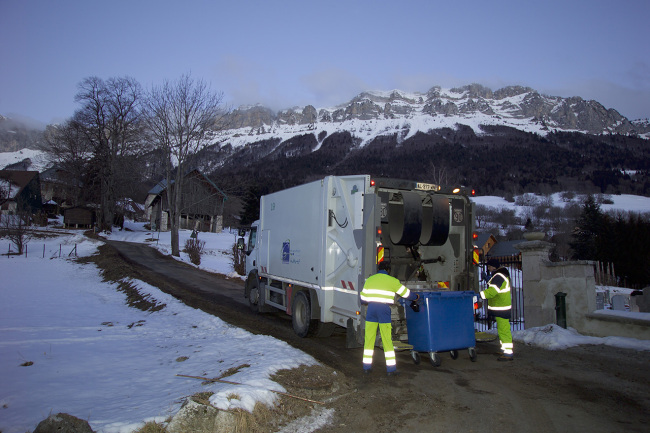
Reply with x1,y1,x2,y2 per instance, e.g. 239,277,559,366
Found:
411,350,421,365
428,352,441,367
469,347,477,362
449,350,459,360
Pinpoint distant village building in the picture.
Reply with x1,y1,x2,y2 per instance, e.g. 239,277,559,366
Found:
147,170,227,233
475,231,522,267
116,198,145,222
0,170,42,215
40,166,80,212
475,232,497,262
64,206,96,229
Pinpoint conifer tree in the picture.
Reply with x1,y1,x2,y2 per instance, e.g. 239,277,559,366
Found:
570,195,606,261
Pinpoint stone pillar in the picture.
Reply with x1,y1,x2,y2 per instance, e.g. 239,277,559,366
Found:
515,240,554,329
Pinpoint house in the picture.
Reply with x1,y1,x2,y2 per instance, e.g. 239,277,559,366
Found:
486,239,522,269
147,170,227,233
475,231,522,268
475,232,498,262
0,170,42,215
116,197,145,222
64,206,96,229
40,166,81,213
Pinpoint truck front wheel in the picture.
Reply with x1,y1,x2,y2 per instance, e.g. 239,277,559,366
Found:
249,285,261,313
292,291,314,337
247,277,265,314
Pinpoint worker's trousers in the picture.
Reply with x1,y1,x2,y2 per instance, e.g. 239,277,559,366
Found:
495,316,514,356
363,321,396,372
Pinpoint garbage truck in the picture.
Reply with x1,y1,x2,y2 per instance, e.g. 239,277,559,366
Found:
238,175,479,347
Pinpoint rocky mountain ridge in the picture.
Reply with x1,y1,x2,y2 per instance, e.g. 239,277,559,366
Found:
223,84,650,142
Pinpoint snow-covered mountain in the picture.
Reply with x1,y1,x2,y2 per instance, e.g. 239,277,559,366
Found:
2,83,649,198
216,84,650,150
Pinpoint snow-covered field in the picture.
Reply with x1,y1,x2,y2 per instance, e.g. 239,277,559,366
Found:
1,219,649,433
0,148,50,172
0,227,323,433
472,192,650,215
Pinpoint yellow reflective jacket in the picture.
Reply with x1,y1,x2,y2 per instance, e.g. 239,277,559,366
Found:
360,272,411,304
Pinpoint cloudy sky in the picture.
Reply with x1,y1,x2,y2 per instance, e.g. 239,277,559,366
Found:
1,0,649,126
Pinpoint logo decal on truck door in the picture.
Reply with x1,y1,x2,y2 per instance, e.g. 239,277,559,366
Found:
282,240,301,264
282,240,290,263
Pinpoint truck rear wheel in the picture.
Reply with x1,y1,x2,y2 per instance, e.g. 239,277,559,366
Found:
292,291,314,337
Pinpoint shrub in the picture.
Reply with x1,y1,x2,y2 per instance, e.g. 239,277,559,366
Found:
184,238,205,266
232,242,246,276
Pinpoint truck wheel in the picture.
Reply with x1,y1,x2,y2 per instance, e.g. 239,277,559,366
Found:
292,291,314,338
249,285,261,313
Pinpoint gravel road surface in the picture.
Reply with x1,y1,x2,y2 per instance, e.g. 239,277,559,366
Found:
102,240,650,433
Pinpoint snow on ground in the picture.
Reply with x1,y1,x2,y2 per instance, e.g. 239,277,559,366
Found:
1,220,649,433
0,148,50,172
0,228,319,433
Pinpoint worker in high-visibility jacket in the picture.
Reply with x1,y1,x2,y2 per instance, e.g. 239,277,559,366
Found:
360,262,419,376
480,259,514,361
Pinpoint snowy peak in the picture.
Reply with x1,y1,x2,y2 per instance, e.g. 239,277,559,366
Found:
224,84,649,142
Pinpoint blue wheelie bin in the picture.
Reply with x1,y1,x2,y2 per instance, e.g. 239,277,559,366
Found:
400,290,477,367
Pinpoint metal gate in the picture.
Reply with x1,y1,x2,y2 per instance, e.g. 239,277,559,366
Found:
474,256,524,332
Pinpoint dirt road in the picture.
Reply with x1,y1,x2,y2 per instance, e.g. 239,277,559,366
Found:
101,240,650,433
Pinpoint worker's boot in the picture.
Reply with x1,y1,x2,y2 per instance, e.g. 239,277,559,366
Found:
497,354,514,361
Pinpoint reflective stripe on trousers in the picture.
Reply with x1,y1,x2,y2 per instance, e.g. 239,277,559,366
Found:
495,316,514,355
363,321,397,372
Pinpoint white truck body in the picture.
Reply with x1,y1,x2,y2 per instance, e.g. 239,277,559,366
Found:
242,175,477,344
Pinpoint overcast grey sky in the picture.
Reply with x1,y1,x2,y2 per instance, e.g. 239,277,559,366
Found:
1,0,648,126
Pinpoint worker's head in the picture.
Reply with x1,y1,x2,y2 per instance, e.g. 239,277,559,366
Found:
487,259,500,271
378,261,391,274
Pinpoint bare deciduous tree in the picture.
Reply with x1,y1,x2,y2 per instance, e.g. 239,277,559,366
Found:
73,76,145,231
143,74,230,256
1,212,34,255
41,120,91,207
429,163,448,186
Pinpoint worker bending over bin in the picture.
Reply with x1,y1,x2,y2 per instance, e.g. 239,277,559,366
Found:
480,259,514,361
360,262,419,376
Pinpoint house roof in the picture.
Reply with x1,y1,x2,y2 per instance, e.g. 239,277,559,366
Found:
147,170,227,199
487,239,523,257
475,232,497,249
0,170,39,199
0,170,39,189
148,180,168,195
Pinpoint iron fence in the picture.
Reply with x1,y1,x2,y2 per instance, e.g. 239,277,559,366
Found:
474,255,524,332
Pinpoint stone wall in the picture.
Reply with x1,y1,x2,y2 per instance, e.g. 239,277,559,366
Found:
516,239,650,340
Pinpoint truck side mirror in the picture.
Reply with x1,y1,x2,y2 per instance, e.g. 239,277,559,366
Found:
237,237,245,250
238,228,246,237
